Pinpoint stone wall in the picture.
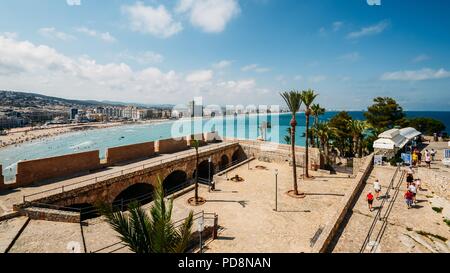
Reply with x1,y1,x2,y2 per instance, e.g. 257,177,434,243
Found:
15,151,101,187
106,142,155,166
14,143,240,208
155,138,189,154
0,165,4,191
226,139,322,168
187,134,207,147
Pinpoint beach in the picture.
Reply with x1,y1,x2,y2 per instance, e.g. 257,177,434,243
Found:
0,119,169,149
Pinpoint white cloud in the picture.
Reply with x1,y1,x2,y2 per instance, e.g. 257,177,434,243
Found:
337,52,360,62
66,0,81,6
347,20,390,39
38,27,76,41
122,2,182,38
176,0,240,33
332,21,344,32
213,60,233,69
381,68,450,81
186,70,214,82
412,54,430,63
119,51,164,65
0,34,271,105
308,75,327,83
294,75,303,81
75,27,116,43
241,64,270,73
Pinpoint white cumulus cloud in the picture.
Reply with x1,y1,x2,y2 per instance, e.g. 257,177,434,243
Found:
347,20,390,39
75,27,116,43
38,27,76,41
122,2,182,38
176,0,240,33
66,0,81,6
381,68,450,81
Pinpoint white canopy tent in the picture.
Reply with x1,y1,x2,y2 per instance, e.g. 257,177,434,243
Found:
373,127,422,151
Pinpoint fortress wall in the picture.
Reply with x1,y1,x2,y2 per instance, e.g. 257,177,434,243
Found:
106,142,155,166
226,138,322,168
155,137,189,154
0,165,4,190
15,151,101,187
187,134,207,147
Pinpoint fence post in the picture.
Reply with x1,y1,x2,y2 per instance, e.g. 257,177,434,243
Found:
213,213,219,239
62,186,65,193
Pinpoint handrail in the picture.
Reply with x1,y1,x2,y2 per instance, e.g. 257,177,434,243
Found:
368,170,405,253
23,141,238,202
359,165,401,253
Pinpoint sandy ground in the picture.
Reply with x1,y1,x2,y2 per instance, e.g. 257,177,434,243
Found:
0,216,28,252
2,159,357,253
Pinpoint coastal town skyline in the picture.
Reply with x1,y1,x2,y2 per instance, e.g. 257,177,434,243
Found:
0,0,449,110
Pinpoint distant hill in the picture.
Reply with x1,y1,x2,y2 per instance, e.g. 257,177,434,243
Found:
0,90,173,109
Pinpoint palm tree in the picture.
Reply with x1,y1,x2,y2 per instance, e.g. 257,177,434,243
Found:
348,120,367,158
313,121,335,167
301,89,318,178
100,178,194,253
284,127,292,145
311,104,326,148
280,91,303,196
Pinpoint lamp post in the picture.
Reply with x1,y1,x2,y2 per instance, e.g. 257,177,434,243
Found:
274,169,278,212
198,217,204,253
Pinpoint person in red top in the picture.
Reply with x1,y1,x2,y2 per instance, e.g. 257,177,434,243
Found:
404,190,414,209
367,192,374,212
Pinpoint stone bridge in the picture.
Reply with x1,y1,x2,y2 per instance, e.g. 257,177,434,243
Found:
17,142,245,212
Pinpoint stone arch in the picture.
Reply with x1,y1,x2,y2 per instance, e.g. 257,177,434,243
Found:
162,170,188,195
196,160,215,181
232,147,247,163
112,183,154,211
219,154,230,171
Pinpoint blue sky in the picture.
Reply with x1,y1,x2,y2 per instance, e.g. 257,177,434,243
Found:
0,0,449,110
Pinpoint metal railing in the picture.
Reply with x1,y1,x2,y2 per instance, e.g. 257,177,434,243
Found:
359,166,404,253
22,141,238,202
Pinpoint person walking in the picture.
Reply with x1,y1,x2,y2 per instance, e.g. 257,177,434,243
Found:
405,190,414,209
425,151,431,169
406,173,414,189
415,178,422,191
373,180,382,200
408,182,418,204
367,192,374,212
412,152,418,167
431,149,436,161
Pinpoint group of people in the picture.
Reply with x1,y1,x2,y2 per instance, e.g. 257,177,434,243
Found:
404,167,422,209
411,148,436,168
366,167,423,211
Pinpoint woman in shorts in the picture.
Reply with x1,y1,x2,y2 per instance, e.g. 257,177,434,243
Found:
373,180,382,200
367,192,374,212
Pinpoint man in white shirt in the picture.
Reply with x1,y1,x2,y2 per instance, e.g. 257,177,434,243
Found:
373,180,382,200
408,183,417,204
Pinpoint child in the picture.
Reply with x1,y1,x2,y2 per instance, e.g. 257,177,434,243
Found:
408,182,417,204
367,192,374,212
405,190,414,209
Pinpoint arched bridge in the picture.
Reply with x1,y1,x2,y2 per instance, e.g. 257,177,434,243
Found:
17,142,246,212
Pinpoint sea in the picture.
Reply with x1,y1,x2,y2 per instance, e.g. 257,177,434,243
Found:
0,111,449,181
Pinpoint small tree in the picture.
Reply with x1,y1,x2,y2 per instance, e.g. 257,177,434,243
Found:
100,178,194,253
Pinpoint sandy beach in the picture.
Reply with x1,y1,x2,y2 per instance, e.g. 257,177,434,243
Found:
0,119,169,149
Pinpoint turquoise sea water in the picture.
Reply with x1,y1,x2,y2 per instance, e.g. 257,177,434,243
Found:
0,111,449,181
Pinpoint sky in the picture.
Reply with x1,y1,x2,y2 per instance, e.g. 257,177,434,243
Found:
0,0,449,110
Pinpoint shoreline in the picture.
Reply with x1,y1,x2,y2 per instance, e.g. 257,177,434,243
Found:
0,119,171,150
